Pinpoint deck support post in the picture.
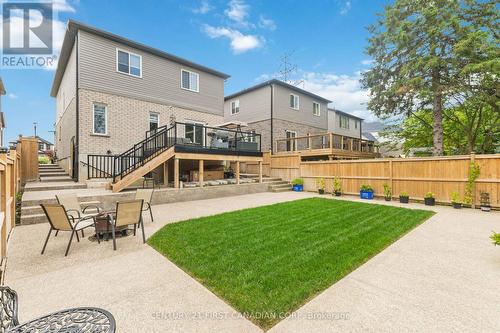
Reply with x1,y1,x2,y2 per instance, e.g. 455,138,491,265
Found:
199,159,204,188
258,161,263,183
174,158,180,189
163,161,169,186
236,161,240,184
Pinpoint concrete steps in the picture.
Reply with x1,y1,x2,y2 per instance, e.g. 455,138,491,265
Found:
268,181,292,192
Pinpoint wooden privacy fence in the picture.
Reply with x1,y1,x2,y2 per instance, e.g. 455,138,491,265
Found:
0,149,21,272
16,136,39,182
269,153,500,208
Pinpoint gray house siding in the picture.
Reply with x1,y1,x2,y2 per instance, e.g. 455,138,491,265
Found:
224,85,270,123
272,84,328,130
78,30,224,117
327,110,362,138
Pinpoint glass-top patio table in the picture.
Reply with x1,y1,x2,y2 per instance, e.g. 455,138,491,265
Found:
7,307,116,333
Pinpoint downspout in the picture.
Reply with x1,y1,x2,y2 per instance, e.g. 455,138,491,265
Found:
270,83,274,153
74,30,79,181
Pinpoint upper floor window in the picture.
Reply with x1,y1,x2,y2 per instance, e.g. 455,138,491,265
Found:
181,69,199,92
117,49,142,77
290,94,300,110
149,112,159,132
231,100,240,115
93,104,107,135
339,115,350,129
313,102,320,116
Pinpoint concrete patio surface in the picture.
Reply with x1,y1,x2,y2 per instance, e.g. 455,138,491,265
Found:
5,192,500,332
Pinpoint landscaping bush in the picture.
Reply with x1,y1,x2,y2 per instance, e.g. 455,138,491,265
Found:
491,232,500,246
38,156,51,164
383,183,392,201
291,178,303,186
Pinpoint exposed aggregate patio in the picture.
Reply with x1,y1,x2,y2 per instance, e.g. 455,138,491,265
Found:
5,192,500,332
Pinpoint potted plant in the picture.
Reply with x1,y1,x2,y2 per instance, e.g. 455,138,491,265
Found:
333,177,342,196
316,178,325,195
450,191,462,209
383,183,392,201
399,192,409,203
292,178,304,192
359,184,374,199
491,232,500,246
480,192,491,212
424,192,435,206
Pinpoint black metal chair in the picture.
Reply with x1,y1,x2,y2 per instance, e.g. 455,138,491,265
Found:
0,286,19,333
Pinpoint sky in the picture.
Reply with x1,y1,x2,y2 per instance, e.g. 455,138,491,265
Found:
0,0,390,144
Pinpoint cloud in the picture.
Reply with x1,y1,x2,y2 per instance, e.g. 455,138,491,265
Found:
192,0,212,14
203,25,263,54
254,73,271,83
225,0,251,27
361,59,373,66
258,15,276,31
299,71,378,121
340,0,352,15
52,0,76,13
8,93,18,99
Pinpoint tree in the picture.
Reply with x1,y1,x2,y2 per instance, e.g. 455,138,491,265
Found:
361,0,499,156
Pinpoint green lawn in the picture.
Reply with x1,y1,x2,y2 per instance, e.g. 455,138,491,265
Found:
148,198,434,329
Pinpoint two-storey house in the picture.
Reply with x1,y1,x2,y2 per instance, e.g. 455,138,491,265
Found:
51,20,230,181
224,79,331,152
327,108,363,139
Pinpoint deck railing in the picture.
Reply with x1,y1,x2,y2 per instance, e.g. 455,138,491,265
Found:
275,132,379,156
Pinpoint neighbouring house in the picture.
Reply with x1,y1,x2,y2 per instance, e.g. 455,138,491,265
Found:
51,20,231,182
327,108,363,139
224,79,331,152
36,136,54,154
0,77,5,147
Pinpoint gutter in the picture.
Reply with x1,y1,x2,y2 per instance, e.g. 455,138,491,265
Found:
270,84,274,153
74,32,79,181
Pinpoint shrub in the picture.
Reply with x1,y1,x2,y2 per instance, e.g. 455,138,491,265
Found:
333,177,342,193
38,156,50,164
383,183,392,198
360,184,373,192
464,162,480,204
451,191,462,204
424,192,434,199
316,178,325,190
491,232,500,246
400,191,409,197
292,178,304,186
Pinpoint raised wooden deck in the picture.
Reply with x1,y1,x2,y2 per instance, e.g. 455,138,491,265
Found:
275,132,379,159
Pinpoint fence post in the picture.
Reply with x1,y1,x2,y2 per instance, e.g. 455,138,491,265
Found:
470,151,476,209
389,160,393,198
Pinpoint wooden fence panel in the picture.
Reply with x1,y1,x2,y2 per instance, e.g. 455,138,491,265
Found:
18,136,39,182
271,153,500,208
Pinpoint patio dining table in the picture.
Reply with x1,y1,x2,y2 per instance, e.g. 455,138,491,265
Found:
7,307,116,333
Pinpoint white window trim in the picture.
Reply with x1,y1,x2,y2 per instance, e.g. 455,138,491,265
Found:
312,101,321,117
116,48,143,78
149,112,160,130
180,69,200,93
92,103,108,136
286,130,298,151
230,100,240,115
290,94,300,110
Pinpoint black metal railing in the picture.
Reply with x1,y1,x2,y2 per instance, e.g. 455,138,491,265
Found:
85,154,116,179
87,122,262,182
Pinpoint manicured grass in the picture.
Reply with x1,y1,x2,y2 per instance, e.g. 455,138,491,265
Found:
148,198,434,329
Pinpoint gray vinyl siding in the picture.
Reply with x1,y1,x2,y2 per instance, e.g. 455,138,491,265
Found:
56,41,77,123
328,110,362,138
78,30,224,116
272,84,328,130
224,85,271,123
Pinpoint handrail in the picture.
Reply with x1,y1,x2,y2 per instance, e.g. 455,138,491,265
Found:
275,132,374,144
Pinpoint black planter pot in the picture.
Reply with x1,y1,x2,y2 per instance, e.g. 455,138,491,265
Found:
424,197,435,206
334,191,341,197
318,189,325,195
452,202,462,209
385,197,391,201
399,196,409,203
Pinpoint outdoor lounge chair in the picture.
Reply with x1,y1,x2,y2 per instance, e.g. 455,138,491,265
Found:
109,200,145,251
40,203,98,256
0,286,19,332
135,189,154,222
56,193,101,225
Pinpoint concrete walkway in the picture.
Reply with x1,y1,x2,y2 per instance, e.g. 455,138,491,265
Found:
5,192,500,332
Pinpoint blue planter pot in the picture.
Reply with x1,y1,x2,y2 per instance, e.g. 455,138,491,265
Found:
360,190,374,199
292,184,303,192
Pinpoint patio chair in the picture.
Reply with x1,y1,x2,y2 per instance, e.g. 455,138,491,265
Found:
55,194,101,237
0,286,19,332
109,200,144,251
135,189,154,222
40,203,98,256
